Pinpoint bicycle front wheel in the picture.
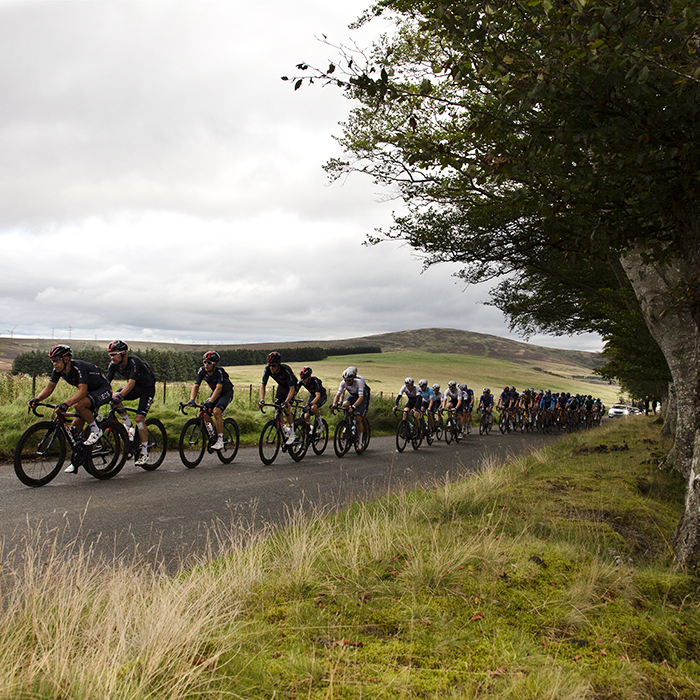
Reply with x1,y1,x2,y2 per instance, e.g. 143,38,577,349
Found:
410,417,423,450
14,422,66,487
444,418,454,445
396,419,408,452
311,418,328,455
137,418,167,471
259,420,281,465
333,421,351,458
289,419,309,462
179,418,207,468
217,418,240,464
85,419,128,480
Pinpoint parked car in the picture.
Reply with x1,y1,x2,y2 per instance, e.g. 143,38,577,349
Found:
608,404,640,417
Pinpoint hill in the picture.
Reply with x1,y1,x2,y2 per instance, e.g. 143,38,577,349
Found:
0,328,601,373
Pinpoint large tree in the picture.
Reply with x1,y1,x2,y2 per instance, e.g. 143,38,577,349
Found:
293,0,700,566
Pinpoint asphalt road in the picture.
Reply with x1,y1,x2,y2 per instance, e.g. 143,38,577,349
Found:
1,428,559,572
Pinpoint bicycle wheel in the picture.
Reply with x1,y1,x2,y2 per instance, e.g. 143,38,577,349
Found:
311,418,328,455
479,414,486,436
289,419,309,462
498,412,508,434
444,418,454,445
217,417,240,464
410,416,422,450
355,420,370,454
423,417,434,446
179,418,207,468
14,422,66,487
396,419,409,452
134,418,168,471
259,420,281,465
434,419,443,441
333,421,351,458
85,419,128,480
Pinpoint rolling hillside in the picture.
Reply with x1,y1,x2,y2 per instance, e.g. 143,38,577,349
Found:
0,328,601,375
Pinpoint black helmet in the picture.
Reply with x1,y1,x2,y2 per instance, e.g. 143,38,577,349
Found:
267,351,281,365
203,351,220,363
108,340,128,353
48,344,71,360
300,366,312,379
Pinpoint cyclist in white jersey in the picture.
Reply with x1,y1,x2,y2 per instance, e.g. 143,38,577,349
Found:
332,366,370,440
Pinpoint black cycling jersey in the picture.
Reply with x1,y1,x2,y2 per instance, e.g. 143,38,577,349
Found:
107,355,155,389
194,365,234,394
262,363,297,390
50,359,110,391
296,376,326,398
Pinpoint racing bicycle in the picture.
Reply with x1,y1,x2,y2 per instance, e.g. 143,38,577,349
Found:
14,403,129,487
258,401,309,465
104,405,167,470
331,404,370,458
178,402,239,468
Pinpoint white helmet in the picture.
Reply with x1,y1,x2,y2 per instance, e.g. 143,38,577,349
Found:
418,379,428,388
343,366,357,380
405,377,414,385
432,383,440,391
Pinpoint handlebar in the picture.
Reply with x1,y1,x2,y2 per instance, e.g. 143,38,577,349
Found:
27,401,78,419
178,401,212,416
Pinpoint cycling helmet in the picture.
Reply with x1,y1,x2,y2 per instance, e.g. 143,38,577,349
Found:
343,366,357,380
404,377,414,385
418,379,427,387
203,350,220,364
48,344,72,360
458,383,467,390
108,340,128,353
432,383,440,391
484,388,490,393
300,366,312,379
448,380,456,388
267,351,281,365
504,386,509,391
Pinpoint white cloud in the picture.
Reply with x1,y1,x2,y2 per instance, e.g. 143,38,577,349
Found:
0,0,603,354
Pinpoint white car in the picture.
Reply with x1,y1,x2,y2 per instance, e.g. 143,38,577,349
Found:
608,404,640,417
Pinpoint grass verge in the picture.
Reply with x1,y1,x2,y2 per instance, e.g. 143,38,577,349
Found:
0,418,698,698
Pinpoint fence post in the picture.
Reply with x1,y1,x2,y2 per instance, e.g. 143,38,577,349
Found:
163,379,167,404
249,383,252,407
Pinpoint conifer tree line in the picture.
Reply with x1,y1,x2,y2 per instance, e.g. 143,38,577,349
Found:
10,345,381,381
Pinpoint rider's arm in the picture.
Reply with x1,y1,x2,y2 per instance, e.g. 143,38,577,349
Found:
118,378,137,401
33,381,58,403
190,382,200,402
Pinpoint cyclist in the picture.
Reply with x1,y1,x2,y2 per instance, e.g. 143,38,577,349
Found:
259,352,297,445
296,366,327,434
477,387,494,427
187,351,234,450
459,383,474,436
28,344,112,473
332,366,370,442
106,340,156,466
441,380,461,419
429,382,443,430
393,377,422,425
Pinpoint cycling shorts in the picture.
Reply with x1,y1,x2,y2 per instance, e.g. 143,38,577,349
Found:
307,394,327,409
120,385,155,416
88,385,112,413
209,390,233,413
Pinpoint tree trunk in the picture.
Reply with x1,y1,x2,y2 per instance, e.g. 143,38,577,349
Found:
621,249,700,569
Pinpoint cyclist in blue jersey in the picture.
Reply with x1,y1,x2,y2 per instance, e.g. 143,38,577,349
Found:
29,344,112,473
259,352,297,444
296,366,327,435
187,351,234,450
106,340,156,466
418,379,437,431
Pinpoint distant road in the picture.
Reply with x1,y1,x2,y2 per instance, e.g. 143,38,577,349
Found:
1,431,559,572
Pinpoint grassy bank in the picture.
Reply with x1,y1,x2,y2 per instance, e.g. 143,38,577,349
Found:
0,417,697,698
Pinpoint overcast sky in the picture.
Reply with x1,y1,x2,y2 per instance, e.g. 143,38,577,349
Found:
0,0,602,352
